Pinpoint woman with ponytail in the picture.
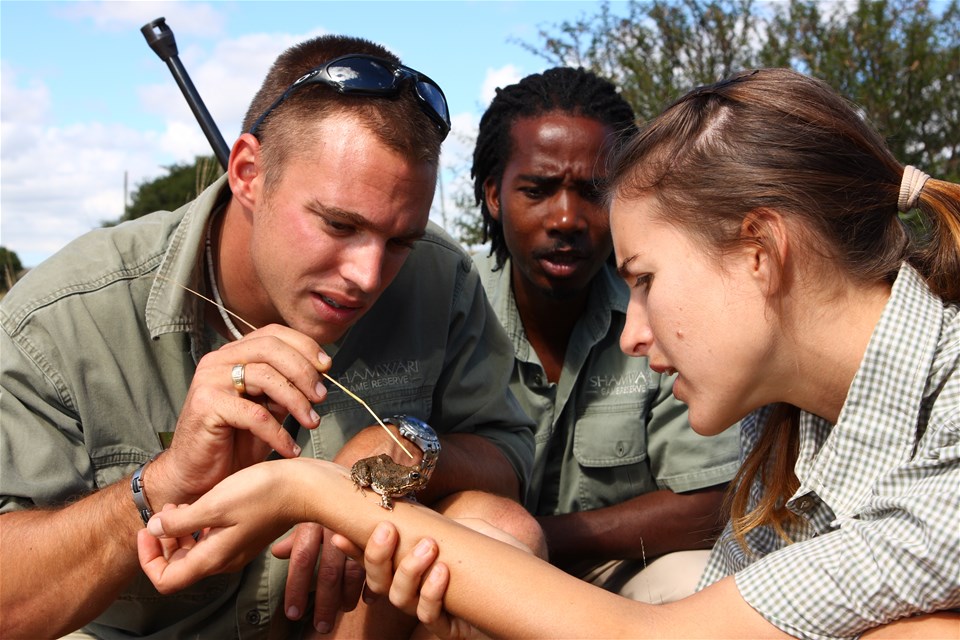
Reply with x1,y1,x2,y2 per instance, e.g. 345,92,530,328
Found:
138,69,959,639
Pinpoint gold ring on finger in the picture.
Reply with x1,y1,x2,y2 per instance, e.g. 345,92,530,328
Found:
231,363,247,395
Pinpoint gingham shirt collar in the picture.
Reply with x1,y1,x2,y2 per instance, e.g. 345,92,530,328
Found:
790,264,942,519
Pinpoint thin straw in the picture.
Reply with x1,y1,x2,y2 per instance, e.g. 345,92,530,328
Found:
162,278,414,459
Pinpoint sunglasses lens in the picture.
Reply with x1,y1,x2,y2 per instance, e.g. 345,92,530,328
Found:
250,55,449,139
328,57,395,91
416,81,449,125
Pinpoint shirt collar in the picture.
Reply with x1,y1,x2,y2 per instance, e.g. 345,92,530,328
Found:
145,174,231,339
476,253,626,361
795,264,945,516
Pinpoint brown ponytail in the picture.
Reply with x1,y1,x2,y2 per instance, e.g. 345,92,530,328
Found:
909,178,960,303
606,67,960,546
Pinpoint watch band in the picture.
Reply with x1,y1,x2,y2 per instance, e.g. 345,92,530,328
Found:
131,457,156,525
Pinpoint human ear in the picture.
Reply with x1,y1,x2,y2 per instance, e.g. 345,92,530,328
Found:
227,133,263,211
739,209,789,296
483,177,502,222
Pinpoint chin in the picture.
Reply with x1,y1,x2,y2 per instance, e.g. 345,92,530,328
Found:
293,319,348,346
687,410,735,437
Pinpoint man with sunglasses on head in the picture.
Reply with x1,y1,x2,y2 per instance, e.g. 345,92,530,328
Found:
0,35,540,639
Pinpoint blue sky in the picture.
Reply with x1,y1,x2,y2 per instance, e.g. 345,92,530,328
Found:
1,0,615,268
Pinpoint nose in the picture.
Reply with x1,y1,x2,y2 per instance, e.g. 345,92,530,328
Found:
620,294,653,358
545,191,587,236
340,239,385,294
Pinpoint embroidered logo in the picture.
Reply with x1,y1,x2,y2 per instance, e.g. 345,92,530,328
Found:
587,370,650,397
337,360,423,393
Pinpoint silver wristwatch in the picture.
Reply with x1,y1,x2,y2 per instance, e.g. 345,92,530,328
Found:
386,415,440,479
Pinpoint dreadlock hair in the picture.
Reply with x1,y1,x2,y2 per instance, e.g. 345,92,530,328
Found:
473,67,637,268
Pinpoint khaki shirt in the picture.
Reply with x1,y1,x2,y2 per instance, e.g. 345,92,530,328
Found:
474,253,739,516
0,176,534,638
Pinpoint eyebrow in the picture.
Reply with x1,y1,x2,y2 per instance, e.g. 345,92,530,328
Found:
518,173,605,189
616,253,641,279
310,201,426,243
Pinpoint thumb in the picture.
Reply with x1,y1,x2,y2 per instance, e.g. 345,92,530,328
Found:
146,503,207,538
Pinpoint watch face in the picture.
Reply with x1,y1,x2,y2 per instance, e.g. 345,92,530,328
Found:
389,415,440,452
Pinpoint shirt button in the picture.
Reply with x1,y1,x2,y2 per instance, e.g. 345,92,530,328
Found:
245,610,262,625
795,497,814,512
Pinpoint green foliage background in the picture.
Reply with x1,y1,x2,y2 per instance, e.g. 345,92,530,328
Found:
113,0,959,249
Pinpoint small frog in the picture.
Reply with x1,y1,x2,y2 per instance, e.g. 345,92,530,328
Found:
350,453,429,510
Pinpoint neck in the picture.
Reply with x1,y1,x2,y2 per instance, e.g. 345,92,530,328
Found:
782,278,892,424
206,199,262,338
510,267,590,384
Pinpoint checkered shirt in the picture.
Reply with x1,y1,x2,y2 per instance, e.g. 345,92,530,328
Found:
699,264,960,639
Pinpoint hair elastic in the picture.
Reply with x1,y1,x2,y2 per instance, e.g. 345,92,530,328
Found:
898,165,930,213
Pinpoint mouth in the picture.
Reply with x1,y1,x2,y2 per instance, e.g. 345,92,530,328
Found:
536,248,590,278
313,292,364,324
649,363,678,376
320,294,358,310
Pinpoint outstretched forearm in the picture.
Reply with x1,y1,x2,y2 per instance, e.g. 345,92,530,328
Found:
292,462,774,638
142,459,773,638
1,481,144,638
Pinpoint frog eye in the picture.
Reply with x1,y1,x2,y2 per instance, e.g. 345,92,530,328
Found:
411,472,421,479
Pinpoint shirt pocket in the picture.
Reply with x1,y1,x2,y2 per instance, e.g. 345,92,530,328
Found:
308,389,433,460
571,404,657,511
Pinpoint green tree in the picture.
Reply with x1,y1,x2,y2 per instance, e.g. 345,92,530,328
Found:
1,246,24,294
518,0,958,180
107,155,223,226
761,0,959,180
517,0,763,121
451,187,487,249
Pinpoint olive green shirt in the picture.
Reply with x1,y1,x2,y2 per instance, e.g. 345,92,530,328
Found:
0,176,534,638
474,253,739,516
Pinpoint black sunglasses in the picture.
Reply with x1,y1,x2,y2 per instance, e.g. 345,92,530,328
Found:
248,54,451,140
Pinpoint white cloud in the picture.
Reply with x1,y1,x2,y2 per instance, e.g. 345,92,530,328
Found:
427,110,480,229
55,1,226,38
1,118,166,267
480,64,523,106
1,20,331,268
138,29,329,151
0,61,51,126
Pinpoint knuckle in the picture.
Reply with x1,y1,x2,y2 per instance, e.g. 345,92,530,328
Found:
315,563,343,591
343,559,365,584
244,401,275,425
289,544,319,572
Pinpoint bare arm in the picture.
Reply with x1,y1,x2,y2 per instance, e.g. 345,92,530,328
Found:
0,483,144,638
272,428,522,631
538,485,726,563
142,459,959,639
423,433,520,502
137,459,785,639
1,325,327,637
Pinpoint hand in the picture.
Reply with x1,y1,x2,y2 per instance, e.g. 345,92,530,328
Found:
137,460,313,593
332,521,511,640
149,324,331,505
271,524,365,631
275,424,419,630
